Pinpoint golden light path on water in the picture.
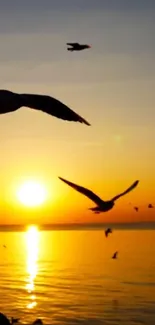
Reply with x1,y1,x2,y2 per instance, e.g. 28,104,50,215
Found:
25,225,39,309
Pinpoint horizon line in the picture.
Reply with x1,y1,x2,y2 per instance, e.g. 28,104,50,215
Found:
0,221,155,231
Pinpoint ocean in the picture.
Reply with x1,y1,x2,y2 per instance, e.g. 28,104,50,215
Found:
0,227,155,324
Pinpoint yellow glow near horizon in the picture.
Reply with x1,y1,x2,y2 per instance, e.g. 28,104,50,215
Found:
25,225,39,309
17,180,47,207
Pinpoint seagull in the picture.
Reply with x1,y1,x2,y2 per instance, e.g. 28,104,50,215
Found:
67,42,91,52
148,203,154,208
112,251,118,259
0,89,90,125
59,177,139,213
32,319,43,325
11,318,20,324
105,228,112,237
134,206,139,212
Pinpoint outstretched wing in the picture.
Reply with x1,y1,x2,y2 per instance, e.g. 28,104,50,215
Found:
59,177,103,205
111,180,139,201
20,93,90,125
66,43,79,46
0,89,22,114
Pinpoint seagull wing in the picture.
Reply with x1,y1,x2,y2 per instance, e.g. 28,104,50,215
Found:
112,251,118,258
111,180,139,201
59,177,103,205
0,89,23,113
66,43,79,46
20,93,90,125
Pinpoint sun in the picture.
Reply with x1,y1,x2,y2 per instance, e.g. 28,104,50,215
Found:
17,180,47,207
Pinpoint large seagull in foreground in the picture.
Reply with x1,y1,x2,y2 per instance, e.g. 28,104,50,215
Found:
0,90,90,125
59,177,139,213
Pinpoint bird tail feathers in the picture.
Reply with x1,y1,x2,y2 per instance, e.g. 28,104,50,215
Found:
88,207,101,214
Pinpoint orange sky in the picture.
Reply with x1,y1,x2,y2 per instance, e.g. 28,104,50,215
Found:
0,1,155,225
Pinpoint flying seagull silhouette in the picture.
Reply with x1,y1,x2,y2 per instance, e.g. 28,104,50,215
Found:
112,251,118,259
32,319,43,325
0,90,90,125
58,177,139,213
11,317,20,324
105,228,112,237
148,203,154,208
67,43,91,51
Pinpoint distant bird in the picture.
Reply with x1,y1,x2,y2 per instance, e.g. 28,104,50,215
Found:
0,89,90,126
59,177,139,213
112,251,118,259
32,319,43,325
0,313,10,325
67,42,91,52
148,203,154,208
134,206,139,212
11,318,19,324
105,228,112,237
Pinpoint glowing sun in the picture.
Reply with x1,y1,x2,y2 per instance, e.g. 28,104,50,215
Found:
17,180,47,207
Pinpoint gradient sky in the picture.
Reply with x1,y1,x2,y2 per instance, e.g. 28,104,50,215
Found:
0,0,155,225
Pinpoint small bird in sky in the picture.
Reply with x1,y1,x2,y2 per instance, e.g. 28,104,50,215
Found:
134,206,139,212
67,42,91,51
112,251,118,259
59,177,139,213
0,89,90,126
105,228,112,237
32,319,43,325
148,203,154,208
11,317,20,324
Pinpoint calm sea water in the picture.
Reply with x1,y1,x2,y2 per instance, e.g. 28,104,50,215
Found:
0,228,155,324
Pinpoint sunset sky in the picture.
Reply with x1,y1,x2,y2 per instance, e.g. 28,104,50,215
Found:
0,0,155,225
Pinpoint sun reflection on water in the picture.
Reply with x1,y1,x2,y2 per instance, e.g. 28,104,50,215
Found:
25,225,39,309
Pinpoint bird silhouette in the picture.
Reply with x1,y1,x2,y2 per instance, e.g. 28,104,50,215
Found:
11,317,20,324
148,203,154,208
105,228,112,237
0,89,90,125
32,319,43,325
59,177,139,213
67,42,91,51
112,251,118,259
134,206,139,212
